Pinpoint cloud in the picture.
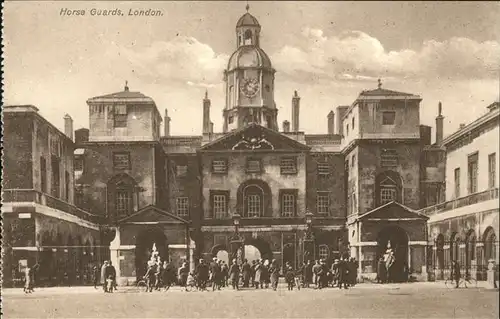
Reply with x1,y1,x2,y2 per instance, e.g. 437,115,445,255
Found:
118,36,229,86
272,28,500,83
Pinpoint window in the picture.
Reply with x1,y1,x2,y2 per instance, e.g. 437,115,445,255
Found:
176,197,189,217
116,189,132,216
352,155,356,168
113,152,130,170
280,157,297,175
382,111,396,125
467,153,478,194
247,195,261,217
280,190,297,217
380,187,396,204
114,105,127,128
228,116,234,124
454,168,461,198
381,149,398,168
318,245,329,260
244,185,263,218
488,153,496,189
351,193,357,214
176,165,188,177
352,117,355,129
212,193,228,219
317,162,330,176
74,158,84,171
65,171,70,202
51,156,60,198
212,159,228,174
246,158,261,173
40,156,47,193
346,124,349,135
316,192,330,214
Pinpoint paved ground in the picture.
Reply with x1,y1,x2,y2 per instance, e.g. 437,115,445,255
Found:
3,283,499,318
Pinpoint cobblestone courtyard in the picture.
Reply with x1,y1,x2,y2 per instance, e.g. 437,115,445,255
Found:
2,283,499,318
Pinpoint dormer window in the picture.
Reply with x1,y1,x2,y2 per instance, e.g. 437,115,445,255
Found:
114,105,127,128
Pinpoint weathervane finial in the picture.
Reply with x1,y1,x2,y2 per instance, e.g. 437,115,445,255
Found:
246,1,250,12
124,80,129,91
377,78,382,89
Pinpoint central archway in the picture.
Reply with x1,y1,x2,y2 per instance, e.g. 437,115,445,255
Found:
244,237,273,262
135,228,168,280
377,226,409,283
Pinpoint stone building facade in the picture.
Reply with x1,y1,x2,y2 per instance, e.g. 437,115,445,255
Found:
420,102,499,283
2,105,105,288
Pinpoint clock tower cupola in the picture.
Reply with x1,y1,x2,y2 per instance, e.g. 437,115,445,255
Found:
223,5,278,132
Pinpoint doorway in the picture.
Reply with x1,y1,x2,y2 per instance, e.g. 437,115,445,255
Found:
377,226,409,283
135,228,168,280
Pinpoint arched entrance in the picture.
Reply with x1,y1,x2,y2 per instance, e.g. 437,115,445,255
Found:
244,238,273,262
211,244,229,264
377,226,409,283
135,228,168,280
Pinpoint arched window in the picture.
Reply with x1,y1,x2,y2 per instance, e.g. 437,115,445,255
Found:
484,227,497,262
244,185,263,217
376,171,403,206
244,29,253,45
107,174,137,220
318,244,329,261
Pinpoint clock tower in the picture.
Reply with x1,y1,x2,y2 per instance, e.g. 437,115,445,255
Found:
222,5,278,133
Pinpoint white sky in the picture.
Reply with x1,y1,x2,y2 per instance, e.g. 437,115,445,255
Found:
3,1,500,140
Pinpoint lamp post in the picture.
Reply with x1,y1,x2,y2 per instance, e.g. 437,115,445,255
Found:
230,213,244,265
303,211,315,263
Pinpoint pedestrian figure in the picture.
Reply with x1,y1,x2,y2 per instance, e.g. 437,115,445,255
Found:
242,259,251,288
178,262,189,288
100,261,108,292
451,260,461,288
196,259,209,291
229,259,240,290
377,257,386,284
209,257,221,291
312,260,322,289
106,275,114,293
269,260,280,291
144,263,156,292
254,260,263,289
304,260,313,288
186,272,196,292
337,258,348,289
285,263,295,291
348,258,357,287
92,264,100,289
23,266,33,294
250,260,257,287
221,261,229,287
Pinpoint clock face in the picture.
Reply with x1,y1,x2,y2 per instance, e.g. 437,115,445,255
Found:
240,78,260,98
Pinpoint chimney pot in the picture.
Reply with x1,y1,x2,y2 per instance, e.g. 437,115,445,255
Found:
283,120,290,133
64,114,74,141
203,92,211,134
435,102,444,144
327,111,335,134
164,108,171,137
292,91,300,132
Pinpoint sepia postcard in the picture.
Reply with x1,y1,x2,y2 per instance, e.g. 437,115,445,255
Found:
1,1,499,318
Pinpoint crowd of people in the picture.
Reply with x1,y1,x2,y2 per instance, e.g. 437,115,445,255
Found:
139,255,359,292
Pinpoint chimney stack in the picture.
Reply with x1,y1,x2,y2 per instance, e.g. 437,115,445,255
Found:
164,109,171,137
292,90,300,132
283,120,290,133
64,114,73,141
203,90,211,134
327,111,335,134
459,123,466,129
336,106,348,135
435,101,444,144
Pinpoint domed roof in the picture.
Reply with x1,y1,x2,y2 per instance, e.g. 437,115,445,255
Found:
227,46,272,71
236,12,260,27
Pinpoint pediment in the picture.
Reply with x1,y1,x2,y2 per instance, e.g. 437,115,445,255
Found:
118,205,188,224
200,123,310,151
358,201,429,221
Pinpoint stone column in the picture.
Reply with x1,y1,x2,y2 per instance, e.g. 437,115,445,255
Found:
109,227,121,283
486,259,497,289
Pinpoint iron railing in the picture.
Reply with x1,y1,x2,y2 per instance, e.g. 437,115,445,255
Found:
420,188,499,216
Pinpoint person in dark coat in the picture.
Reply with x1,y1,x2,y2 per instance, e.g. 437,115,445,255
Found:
242,259,251,288
285,263,295,291
250,260,257,287
196,259,209,291
337,258,348,289
377,257,387,284
229,259,240,290
209,257,221,291
254,260,263,289
262,260,270,288
319,259,329,289
269,260,280,291
220,261,228,287
348,258,357,287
